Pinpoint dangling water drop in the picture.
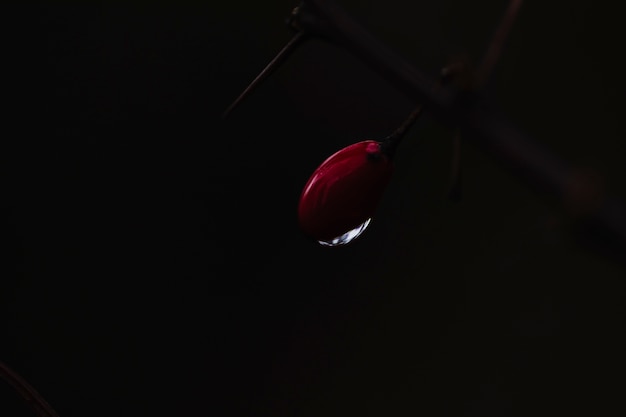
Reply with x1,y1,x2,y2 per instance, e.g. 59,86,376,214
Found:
317,218,371,246
298,141,393,246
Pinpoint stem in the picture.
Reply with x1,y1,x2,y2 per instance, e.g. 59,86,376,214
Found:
380,64,462,157
379,105,425,157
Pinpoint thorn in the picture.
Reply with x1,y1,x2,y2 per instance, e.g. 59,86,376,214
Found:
221,31,307,119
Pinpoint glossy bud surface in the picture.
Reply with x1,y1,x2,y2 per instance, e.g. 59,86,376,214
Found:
298,140,393,245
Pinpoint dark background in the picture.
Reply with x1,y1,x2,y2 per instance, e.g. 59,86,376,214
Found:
2,1,626,416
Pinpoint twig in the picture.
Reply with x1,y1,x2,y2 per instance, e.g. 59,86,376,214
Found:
0,360,60,417
474,0,524,88
380,63,463,157
448,0,524,199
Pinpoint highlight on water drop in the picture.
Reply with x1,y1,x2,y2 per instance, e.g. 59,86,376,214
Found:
317,218,371,247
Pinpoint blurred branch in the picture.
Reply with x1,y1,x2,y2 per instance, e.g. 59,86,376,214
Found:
0,360,60,417
474,0,524,89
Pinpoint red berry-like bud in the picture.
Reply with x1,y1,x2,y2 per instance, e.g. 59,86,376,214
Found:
298,140,393,246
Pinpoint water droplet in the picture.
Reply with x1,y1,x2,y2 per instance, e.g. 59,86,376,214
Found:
317,218,371,247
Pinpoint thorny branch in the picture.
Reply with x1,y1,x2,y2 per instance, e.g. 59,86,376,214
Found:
230,0,626,264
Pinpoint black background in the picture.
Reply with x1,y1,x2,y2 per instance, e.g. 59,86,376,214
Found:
2,1,626,416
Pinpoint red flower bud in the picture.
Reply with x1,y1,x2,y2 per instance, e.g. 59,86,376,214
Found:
298,140,393,245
